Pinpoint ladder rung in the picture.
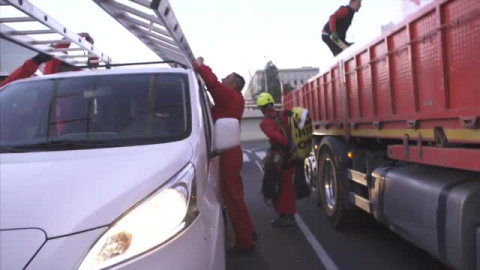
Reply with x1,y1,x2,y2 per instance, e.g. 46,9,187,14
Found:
119,14,170,40
104,0,163,26
2,0,112,65
148,39,184,56
0,17,36,23
30,39,72,45
155,48,185,62
46,47,86,53
134,27,177,49
347,169,368,186
57,54,98,59
8,29,57,35
149,2,194,62
349,193,371,213
94,0,194,67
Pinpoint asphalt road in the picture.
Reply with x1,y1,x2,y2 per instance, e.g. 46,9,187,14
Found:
227,141,449,270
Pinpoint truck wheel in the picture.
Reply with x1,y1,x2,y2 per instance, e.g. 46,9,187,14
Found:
318,141,351,228
304,153,320,204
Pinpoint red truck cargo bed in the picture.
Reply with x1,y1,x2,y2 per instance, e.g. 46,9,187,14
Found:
284,0,480,145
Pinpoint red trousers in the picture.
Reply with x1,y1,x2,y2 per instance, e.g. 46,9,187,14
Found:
220,146,254,249
275,167,296,215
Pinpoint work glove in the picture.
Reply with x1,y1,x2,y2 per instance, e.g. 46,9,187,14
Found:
78,32,94,44
31,53,53,65
330,31,339,43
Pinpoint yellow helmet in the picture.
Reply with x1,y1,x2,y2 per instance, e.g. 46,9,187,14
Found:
256,92,275,107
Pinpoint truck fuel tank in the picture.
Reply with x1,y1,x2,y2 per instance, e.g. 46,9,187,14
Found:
371,165,480,270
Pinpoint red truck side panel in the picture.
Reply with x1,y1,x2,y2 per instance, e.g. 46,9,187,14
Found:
285,0,480,146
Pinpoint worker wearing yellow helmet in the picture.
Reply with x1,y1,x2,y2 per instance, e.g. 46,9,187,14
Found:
257,92,297,227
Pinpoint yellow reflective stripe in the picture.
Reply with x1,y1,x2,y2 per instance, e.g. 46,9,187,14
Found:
313,129,346,136
313,128,480,142
444,129,480,142
350,129,435,139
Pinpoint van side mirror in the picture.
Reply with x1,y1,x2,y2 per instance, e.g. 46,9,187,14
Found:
210,118,240,158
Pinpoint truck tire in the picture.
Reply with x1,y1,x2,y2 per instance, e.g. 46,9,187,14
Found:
304,153,319,204
317,137,352,228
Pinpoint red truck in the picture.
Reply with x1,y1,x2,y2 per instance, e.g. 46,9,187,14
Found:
284,0,480,268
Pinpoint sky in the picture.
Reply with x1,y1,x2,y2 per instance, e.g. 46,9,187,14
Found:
2,0,432,89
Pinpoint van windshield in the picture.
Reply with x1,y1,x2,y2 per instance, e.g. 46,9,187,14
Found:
0,73,190,153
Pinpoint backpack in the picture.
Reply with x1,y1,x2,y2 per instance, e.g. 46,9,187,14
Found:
289,107,313,161
266,108,313,161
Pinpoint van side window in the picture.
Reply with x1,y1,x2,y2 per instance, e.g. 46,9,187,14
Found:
198,80,213,151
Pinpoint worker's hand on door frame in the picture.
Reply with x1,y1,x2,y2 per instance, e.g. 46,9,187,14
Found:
192,57,204,70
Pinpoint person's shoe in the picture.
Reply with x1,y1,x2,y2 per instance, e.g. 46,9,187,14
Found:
271,214,296,227
271,214,287,227
285,215,296,226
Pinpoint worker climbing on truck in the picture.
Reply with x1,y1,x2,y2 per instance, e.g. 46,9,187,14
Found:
322,0,362,56
193,57,256,252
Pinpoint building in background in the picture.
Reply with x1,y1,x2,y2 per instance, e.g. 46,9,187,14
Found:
245,66,319,101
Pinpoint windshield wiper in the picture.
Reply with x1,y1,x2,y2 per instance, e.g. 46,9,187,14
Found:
3,140,118,152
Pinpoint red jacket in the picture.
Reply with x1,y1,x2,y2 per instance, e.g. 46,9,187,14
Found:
260,110,290,148
0,60,39,88
195,64,245,122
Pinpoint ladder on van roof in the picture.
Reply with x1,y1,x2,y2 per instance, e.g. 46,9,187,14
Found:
92,0,195,68
0,0,112,67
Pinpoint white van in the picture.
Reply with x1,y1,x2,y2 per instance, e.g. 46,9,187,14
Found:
0,68,239,270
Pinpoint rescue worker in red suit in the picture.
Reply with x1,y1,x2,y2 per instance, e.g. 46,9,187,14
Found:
0,33,97,88
193,57,256,251
322,0,362,56
257,92,296,226
0,33,98,139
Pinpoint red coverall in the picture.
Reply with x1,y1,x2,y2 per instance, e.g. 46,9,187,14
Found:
1,42,97,135
0,60,39,88
195,64,254,249
0,41,97,88
260,110,296,216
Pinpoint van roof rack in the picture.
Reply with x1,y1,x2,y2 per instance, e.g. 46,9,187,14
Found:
92,0,195,68
0,0,112,67
78,60,188,69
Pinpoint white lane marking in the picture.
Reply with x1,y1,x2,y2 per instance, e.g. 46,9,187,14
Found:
295,215,339,270
256,151,266,160
243,153,250,162
248,150,338,270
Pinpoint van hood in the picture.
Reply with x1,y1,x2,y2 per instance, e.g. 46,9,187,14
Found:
0,141,193,237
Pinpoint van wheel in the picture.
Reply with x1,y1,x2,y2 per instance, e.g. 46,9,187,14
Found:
318,147,349,228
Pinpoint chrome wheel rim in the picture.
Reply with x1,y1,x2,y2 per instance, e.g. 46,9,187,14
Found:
323,158,336,209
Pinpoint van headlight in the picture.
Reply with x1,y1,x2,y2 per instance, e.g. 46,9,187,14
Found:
79,163,198,270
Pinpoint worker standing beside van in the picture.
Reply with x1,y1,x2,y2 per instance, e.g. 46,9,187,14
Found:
193,57,255,252
257,93,297,227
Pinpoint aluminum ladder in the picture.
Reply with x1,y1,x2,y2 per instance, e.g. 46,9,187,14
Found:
93,0,195,68
0,0,112,67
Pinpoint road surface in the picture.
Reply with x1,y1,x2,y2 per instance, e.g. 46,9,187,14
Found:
227,141,449,270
